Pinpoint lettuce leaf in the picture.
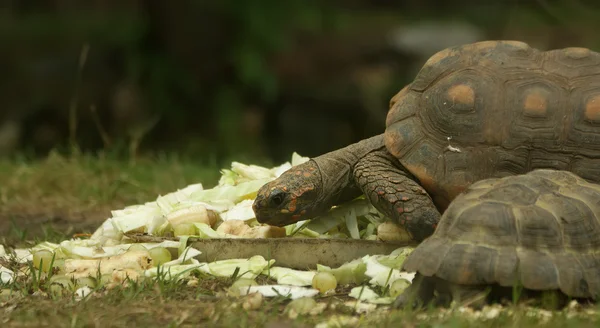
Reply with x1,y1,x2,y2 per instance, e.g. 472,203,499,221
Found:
0,267,13,284
363,253,416,287
238,285,319,299
291,152,310,166
56,239,180,259
317,258,368,285
231,162,274,181
194,223,237,239
349,286,395,304
220,199,256,221
263,266,316,286
207,255,275,279
144,263,209,281
189,178,272,204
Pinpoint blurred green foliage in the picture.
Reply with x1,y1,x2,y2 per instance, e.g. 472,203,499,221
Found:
211,1,343,157
2,1,600,164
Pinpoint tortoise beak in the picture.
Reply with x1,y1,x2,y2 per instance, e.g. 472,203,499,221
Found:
252,198,273,224
252,199,291,227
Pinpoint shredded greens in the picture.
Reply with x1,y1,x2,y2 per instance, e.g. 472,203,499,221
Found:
0,152,416,306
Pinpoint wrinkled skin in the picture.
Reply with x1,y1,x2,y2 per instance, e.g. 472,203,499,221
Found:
251,160,333,226
253,134,441,241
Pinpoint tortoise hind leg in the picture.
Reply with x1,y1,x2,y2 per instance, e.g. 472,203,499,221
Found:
393,273,435,309
353,149,441,241
445,282,491,309
394,275,492,310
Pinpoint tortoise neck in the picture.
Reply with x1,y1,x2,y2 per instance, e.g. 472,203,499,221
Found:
311,133,387,206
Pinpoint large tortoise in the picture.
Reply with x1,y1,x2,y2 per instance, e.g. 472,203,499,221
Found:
252,40,600,242
394,169,600,308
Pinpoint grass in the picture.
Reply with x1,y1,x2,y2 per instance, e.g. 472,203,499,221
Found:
0,150,221,246
1,151,600,327
1,274,599,328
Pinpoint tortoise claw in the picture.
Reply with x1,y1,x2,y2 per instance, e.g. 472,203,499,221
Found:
393,293,420,310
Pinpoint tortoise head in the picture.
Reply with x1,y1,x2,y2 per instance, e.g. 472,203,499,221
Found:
253,160,325,226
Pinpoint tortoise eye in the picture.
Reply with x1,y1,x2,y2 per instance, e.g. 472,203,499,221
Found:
270,192,286,207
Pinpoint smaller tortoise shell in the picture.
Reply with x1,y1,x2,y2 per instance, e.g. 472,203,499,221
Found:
402,169,600,298
384,41,600,210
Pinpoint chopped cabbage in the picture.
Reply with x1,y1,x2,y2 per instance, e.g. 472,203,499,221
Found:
4,151,421,308
345,208,360,239
145,262,209,281
363,254,415,287
291,152,310,166
57,239,180,259
264,267,316,286
111,204,164,234
238,285,320,299
220,199,256,221
13,248,33,263
75,286,93,299
349,286,395,304
206,255,274,279
144,247,207,281
231,162,273,181
194,223,237,239
317,258,368,285
163,246,201,266
189,179,271,204
0,266,14,284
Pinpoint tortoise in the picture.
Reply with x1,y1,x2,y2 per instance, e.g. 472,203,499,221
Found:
252,40,600,242
394,169,600,308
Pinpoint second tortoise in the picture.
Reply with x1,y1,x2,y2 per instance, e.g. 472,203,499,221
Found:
394,169,600,308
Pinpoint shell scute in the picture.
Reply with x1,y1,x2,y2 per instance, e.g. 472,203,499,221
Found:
404,170,600,298
384,41,600,207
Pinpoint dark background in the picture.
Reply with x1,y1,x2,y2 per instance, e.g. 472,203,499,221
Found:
1,0,599,165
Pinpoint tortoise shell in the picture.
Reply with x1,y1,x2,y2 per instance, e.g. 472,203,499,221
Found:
384,40,600,210
401,169,600,298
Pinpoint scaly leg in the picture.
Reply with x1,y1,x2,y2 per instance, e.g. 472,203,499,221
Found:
448,283,491,309
353,150,441,241
393,274,435,309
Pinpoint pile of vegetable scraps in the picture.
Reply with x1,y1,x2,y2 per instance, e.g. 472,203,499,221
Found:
0,152,416,307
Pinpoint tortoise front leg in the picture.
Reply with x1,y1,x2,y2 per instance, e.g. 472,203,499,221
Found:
393,274,435,309
353,150,441,241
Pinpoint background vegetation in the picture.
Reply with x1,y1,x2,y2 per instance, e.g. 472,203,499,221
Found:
2,0,600,166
